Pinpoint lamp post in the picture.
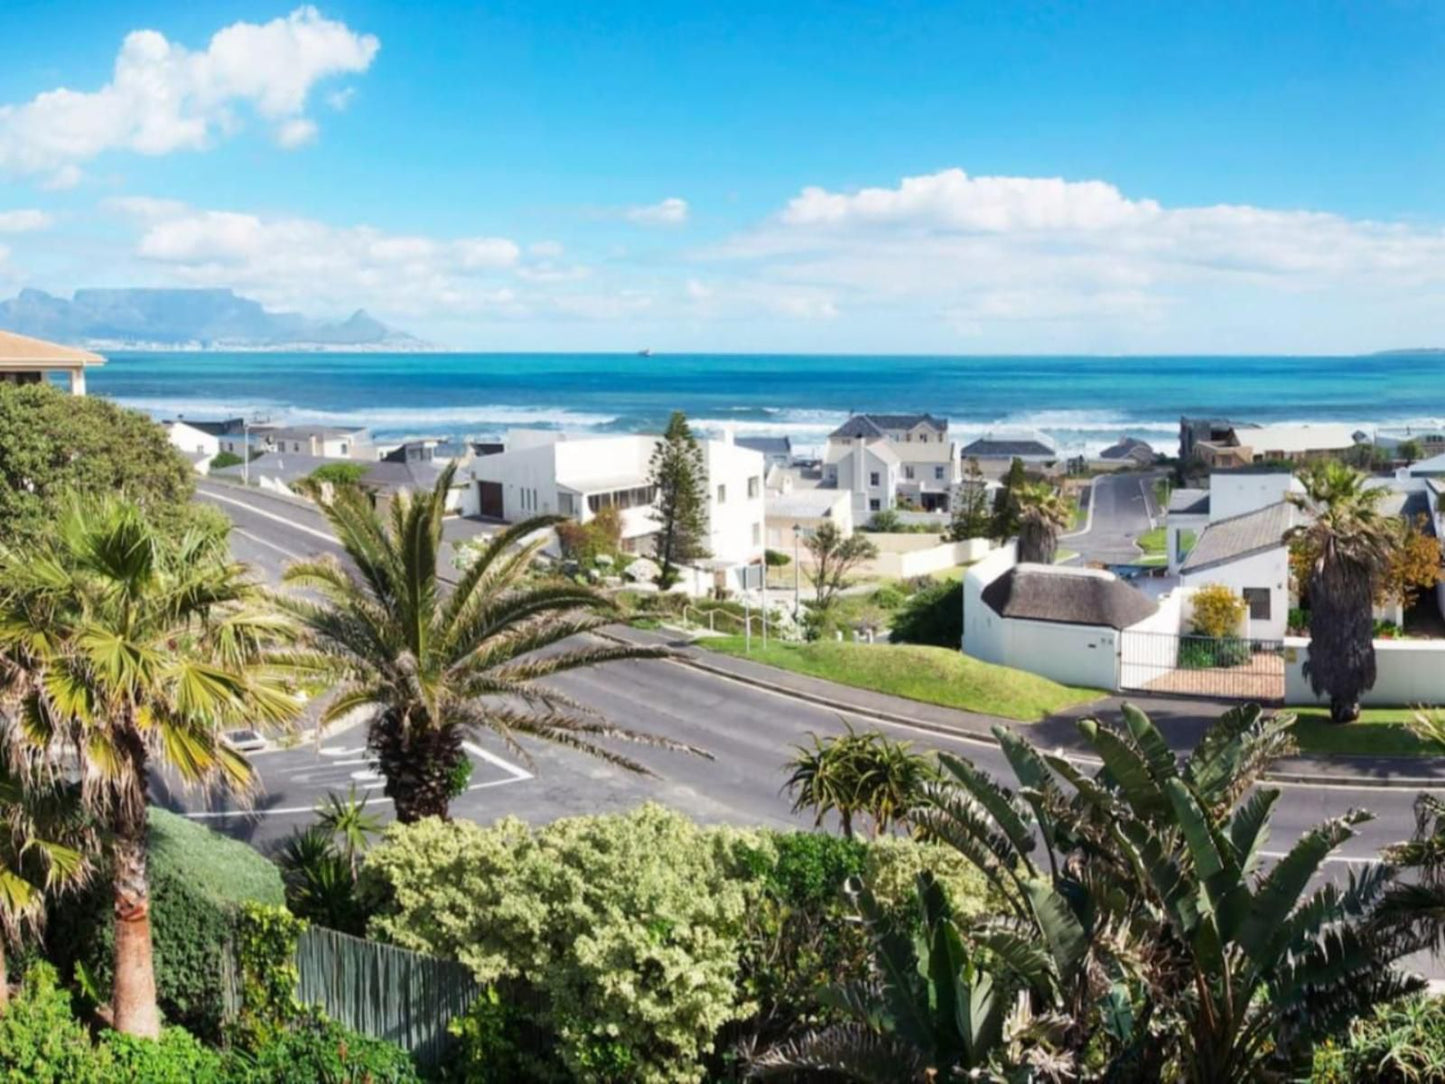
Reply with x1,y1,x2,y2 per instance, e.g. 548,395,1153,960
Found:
792,523,802,618
241,415,271,486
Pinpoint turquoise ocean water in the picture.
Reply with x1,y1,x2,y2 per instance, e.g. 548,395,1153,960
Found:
91,350,1445,457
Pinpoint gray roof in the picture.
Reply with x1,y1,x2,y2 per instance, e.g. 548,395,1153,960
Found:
166,417,246,436
737,436,792,456
830,413,947,439
212,452,451,494
960,437,1055,458
981,566,1158,630
1180,501,1294,573
1100,436,1155,460
264,424,369,440
1167,488,1211,516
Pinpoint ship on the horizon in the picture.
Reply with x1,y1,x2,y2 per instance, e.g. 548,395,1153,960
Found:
637,347,653,357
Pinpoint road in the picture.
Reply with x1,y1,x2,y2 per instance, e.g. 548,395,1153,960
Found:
181,481,1432,875
1066,470,1164,565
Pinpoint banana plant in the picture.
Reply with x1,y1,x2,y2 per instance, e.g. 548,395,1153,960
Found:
906,703,1421,1082
750,871,1072,1082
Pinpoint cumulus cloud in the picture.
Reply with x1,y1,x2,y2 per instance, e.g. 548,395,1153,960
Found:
0,7,378,184
0,209,53,233
623,197,689,227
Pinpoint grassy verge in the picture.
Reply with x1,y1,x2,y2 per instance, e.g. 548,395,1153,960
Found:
1134,526,1194,567
1287,707,1443,758
701,636,1102,721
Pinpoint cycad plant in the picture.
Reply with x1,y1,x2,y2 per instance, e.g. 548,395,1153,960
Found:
277,464,702,823
0,499,301,1036
1287,460,1400,722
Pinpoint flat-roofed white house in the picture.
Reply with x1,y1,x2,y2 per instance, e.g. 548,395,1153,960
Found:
764,488,855,553
0,330,104,395
823,414,957,513
467,429,766,570
259,425,373,460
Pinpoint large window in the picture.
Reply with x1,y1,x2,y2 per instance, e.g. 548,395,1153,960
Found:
1242,587,1271,622
587,485,656,513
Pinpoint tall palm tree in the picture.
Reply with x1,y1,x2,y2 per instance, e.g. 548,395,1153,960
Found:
0,499,301,1036
1287,460,1400,722
277,464,701,823
1015,481,1072,565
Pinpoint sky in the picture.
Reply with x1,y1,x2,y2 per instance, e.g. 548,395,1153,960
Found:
0,0,1442,353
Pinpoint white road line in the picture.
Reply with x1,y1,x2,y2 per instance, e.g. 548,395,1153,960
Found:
234,528,305,561
200,489,337,545
465,740,535,782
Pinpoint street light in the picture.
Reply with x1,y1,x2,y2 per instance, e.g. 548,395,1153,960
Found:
241,415,271,486
792,523,802,618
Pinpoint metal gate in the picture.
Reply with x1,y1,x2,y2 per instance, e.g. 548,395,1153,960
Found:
1118,630,1285,703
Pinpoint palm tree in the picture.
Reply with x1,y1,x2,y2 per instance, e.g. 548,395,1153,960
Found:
0,751,92,1009
315,784,382,880
1015,481,1071,564
0,499,301,1036
277,464,702,823
1287,460,1400,722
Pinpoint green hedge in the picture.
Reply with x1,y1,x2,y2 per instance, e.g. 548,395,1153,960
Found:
47,808,285,1040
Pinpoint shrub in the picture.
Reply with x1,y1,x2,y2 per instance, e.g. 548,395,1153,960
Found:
229,905,307,1051
366,805,769,1084
102,1027,225,1084
764,549,791,567
864,509,901,532
308,462,371,487
234,1008,422,1084
1190,582,1246,637
1312,995,1445,1083
0,962,110,1083
210,451,245,470
47,807,285,1041
1178,635,1250,670
1288,606,1311,633
869,583,907,609
889,579,963,648
557,507,623,566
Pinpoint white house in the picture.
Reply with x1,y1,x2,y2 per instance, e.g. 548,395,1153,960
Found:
823,414,957,513
259,425,373,459
162,419,220,472
1178,501,1296,641
467,429,766,569
764,488,855,553
1164,470,1303,573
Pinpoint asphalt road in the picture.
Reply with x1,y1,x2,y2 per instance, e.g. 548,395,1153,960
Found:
182,481,1436,876
1066,470,1164,565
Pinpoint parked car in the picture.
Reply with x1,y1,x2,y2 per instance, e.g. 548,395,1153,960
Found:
222,728,267,753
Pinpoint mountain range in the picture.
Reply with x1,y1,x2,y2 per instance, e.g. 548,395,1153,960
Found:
0,288,428,350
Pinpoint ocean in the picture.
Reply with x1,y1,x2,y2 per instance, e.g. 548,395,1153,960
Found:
91,350,1445,458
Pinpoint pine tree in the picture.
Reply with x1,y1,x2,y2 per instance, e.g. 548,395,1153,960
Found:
989,456,1029,542
649,411,710,583
948,456,991,541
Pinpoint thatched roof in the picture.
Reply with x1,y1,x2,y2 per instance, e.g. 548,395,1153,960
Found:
981,565,1158,630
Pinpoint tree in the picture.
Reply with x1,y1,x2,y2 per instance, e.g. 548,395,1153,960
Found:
1398,438,1424,465
803,522,878,609
888,579,963,648
1382,515,1443,609
306,462,371,488
277,786,383,935
783,726,934,839
901,703,1418,1081
0,384,195,547
864,508,901,533
275,463,703,824
0,499,301,1036
1287,460,1401,723
988,457,1028,542
648,411,709,583
1014,480,1071,564
947,457,991,542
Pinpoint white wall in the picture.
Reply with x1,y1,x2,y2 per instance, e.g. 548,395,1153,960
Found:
871,538,991,579
166,421,219,459
1117,591,1186,691
701,438,766,565
1180,547,1290,641
1285,636,1445,707
1208,472,1301,522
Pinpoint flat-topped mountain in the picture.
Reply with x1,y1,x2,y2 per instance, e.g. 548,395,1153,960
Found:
0,288,429,350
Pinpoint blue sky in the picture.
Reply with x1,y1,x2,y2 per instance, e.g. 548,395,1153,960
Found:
1,1,1442,352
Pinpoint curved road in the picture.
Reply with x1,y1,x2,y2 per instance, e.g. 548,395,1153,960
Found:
184,481,1431,874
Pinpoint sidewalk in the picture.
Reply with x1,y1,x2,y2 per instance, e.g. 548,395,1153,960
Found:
604,625,1445,788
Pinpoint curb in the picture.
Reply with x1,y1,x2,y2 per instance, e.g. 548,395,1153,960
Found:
602,630,1445,790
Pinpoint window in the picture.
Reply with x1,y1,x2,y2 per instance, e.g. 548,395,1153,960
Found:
869,498,881,512
904,465,915,480
559,492,576,517
747,475,760,499
717,484,727,504
869,471,880,487
934,465,944,481
293,442,302,453
339,442,349,456
1242,588,1271,621
751,522,761,546
919,433,928,443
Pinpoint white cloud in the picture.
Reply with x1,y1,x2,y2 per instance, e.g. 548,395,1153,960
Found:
0,7,378,183
0,209,53,233
623,197,689,227
325,87,356,112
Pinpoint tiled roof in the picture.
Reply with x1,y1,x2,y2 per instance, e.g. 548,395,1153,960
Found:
1180,501,1294,573
1167,488,1211,516
1100,436,1155,460
829,413,947,438
960,437,1055,458
981,565,1158,629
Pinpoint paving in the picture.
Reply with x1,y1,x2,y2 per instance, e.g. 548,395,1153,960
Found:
1064,470,1165,565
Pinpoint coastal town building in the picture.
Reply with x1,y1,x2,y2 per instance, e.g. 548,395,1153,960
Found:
466,429,766,570
1185,418,1359,468
736,435,793,471
764,488,855,553
258,425,373,459
0,329,103,395
1094,435,1156,468
957,431,1059,479
823,413,958,514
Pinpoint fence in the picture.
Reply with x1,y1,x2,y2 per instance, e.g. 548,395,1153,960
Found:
295,925,481,1071
1118,629,1285,703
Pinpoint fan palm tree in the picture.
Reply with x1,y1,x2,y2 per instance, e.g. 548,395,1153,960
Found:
276,464,701,823
1287,460,1400,722
0,752,92,1009
0,499,301,1036
1015,481,1072,565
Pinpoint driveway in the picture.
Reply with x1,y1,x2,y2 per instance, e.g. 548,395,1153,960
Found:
1065,470,1164,565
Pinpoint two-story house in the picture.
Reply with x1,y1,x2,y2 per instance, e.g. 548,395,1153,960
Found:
823,413,957,514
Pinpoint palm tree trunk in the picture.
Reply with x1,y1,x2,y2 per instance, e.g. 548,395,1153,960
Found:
111,765,160,1038
372,713,464,823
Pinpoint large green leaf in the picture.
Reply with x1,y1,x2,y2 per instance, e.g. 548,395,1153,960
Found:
1022,876,1088,979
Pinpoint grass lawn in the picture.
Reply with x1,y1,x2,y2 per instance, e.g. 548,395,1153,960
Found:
702,636,1102,721
1287,707,1443,758
1134,527,1194,567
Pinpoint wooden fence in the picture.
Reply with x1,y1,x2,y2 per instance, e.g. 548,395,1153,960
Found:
295,925,482,1070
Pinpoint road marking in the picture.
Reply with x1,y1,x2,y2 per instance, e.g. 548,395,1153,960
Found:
200,488,337,546
465,741,535,782
234,528,305,561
